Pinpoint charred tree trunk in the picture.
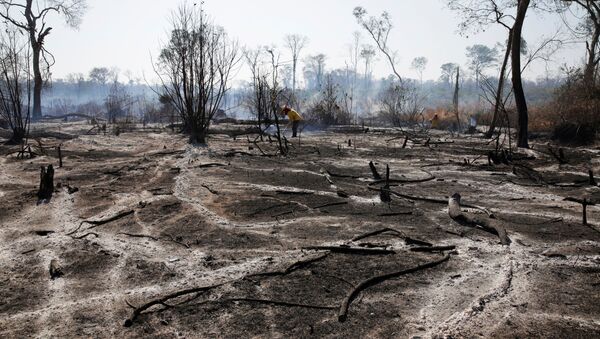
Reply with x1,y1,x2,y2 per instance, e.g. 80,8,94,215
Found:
486,30,513,139
31,45,43,120
584,22,600,85
37,164,54,201
512,0,530,149
579,0,600,86
453,67,460,130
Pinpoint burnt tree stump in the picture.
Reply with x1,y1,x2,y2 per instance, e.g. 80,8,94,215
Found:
58,146,63,168
380,165,391,203
37,165,54,202
565,197,595,225
589,170,597,186
369,161,382,180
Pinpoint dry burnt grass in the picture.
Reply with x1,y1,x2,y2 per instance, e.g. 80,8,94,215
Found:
0,123,599,338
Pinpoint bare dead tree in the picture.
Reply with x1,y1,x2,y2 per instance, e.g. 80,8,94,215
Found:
411,56,428,86
378,80,421,127
449,1,516,138
244,48,268,131
283,34,308,103
558,0,600,84
0,27,31,144
0,0,87,120
303,53,326,91
353,6,403,84
354,6,422,128
440,62,459,85
104,80,131,124
453,67,460,129
265,47,288,155
310,74,351,126
154,3,239,144
345,31,360,123
448,0,533,147
244,46,283,140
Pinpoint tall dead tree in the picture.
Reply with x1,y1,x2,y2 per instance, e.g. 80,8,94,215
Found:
284,34,308,103
486,32,513,138
0,0,86,120
154,3,239,144
353,7,403,84
448,0,532,146
559,0,600,85
453,67,460,129
265,47,288,156
512,0,531,148
0,27,31,144
244,48,268,131
354,6,422,126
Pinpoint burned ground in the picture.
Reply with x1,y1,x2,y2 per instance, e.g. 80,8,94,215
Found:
0,123,599,338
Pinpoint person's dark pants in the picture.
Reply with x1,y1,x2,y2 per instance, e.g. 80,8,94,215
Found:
292,120,299,137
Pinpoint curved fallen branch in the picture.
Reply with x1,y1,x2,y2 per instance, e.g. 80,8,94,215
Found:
246,253,329,279
72,232,99,240
351,228,432,247
124,282,227,327
67,209,135,235
352,227,405,242
338,253,451,322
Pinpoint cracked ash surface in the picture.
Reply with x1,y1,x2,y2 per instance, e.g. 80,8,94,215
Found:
0,122,599,338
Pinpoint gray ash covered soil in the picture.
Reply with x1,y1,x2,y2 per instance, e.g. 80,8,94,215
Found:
0,122,599,338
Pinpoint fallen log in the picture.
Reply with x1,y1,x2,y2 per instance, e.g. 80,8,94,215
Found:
219,298,336,310
275,190,314,195
338,254,451,322
118,232,159,241
302,246,395,255
368,174,436,186
326,170,361,179
193,163,228,169
448,193,510,245
404,237,433,247
410,245,455,252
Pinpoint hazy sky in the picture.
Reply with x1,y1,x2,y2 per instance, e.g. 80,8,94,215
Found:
44,0,584,83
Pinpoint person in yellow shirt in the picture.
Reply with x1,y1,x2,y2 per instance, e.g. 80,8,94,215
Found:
281,106,302,137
